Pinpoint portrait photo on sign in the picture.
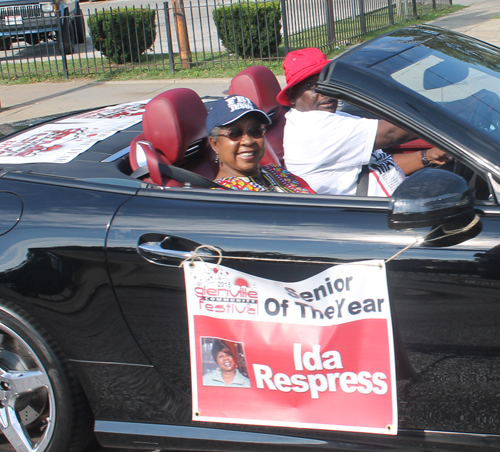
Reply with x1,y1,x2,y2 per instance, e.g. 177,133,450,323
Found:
201,337,251,388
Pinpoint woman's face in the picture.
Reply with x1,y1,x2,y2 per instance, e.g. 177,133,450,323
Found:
210,114,266,178
216,347,237,372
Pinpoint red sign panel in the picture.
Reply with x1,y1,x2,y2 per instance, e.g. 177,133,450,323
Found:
184,260,397,434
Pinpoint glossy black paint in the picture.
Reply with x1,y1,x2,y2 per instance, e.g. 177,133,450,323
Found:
0,192,22,235
2,178,500,450
0,174,498,450
388,168,475,230
103,187,500,442
1,25,500,452
0,178,148,363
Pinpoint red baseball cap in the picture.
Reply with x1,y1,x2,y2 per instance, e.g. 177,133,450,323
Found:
277,48,330,106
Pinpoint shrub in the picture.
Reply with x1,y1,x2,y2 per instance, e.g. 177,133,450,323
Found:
213,1,282,58
88,8,157,64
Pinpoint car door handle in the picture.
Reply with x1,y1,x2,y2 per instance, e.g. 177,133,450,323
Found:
138,242,217,262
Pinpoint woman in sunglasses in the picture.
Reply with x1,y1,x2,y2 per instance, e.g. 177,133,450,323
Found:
207,95,314,193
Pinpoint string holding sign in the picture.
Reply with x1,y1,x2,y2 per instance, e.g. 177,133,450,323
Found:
182,212,480,268
180,232,420,268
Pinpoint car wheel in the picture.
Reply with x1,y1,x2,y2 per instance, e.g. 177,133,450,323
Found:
0,300,93,452
0,37,11,51
24,34,40,46
74,10,85,44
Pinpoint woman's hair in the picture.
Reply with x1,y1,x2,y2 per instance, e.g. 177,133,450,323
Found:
208,126,220,143
211,339,232,361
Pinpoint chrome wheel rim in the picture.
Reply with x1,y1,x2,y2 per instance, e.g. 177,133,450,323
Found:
0,324,56,452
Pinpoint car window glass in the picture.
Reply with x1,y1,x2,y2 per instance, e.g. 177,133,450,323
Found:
375,47,500,143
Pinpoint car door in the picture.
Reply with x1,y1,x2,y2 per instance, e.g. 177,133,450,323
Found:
106,181,500,445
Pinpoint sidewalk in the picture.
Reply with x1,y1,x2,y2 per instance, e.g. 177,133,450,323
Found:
429,0,500,46
1,0,499,124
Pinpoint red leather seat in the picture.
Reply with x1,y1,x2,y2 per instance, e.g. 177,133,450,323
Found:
228,66,286,165
384,139,433,157
130,86,282,187
130,88,216,186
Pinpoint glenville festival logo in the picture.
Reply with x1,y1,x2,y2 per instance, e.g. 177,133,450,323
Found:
184,260,397,435
191,264,259,315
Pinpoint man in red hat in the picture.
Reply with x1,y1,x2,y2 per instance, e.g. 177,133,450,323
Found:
277,48,451,196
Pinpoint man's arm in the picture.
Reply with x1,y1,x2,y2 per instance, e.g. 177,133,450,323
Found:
374,120,417,149
374,120,453,175
393,147,453,175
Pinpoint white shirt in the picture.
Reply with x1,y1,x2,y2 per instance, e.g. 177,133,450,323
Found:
283,109,404,196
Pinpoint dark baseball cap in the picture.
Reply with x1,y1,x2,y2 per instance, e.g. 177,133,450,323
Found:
206,95,271,134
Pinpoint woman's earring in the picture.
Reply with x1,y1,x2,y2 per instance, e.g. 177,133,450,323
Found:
215,154,219,163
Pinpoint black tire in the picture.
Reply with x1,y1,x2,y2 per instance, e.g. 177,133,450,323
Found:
0,300,93,452
25,34,40,46
74,10,85,44
0,37,11,51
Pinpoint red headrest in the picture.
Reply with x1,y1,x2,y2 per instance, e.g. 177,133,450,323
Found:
228,66,281,113
142,88,208,166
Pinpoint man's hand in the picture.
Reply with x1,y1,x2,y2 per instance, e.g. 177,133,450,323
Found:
393,147,454,175
425,147,454,166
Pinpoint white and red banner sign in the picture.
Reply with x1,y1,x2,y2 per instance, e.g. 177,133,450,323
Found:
184,260,397,435
0,101,147,164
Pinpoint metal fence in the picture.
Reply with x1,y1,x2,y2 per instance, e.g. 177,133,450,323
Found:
0,0,452,80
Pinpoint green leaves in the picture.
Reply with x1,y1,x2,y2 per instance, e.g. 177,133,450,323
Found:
88,9,156,64
213,1,282,59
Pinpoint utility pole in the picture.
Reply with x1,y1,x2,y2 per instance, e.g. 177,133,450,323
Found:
174,0,192,69
326,0,335,44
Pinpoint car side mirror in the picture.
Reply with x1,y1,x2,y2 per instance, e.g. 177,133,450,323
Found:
388,168,474,230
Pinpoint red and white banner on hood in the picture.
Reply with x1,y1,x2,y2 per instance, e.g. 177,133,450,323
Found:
0,101,147,164
184,260,397,435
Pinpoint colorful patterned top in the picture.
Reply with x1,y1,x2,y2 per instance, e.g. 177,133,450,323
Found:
215,164,315,193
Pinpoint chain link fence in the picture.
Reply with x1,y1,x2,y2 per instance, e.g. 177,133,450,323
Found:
0,0,452,80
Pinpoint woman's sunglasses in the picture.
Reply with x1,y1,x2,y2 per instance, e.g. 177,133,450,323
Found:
216,125,266,141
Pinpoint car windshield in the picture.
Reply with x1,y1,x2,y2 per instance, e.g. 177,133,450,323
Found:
373,32,500,143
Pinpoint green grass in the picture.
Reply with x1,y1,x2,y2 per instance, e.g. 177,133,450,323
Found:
0,50,285,83
288,4,464,53
0,4,465,84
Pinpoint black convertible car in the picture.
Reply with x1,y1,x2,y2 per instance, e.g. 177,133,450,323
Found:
1,24,500,452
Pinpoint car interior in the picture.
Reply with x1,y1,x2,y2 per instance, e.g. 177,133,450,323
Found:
10,63,485,203
123,65,446,193
116,70,487,248
127,66,285,188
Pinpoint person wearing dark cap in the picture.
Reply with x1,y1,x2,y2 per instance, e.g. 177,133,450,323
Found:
207,95,315,193
203,340,251,388
277,48,452,196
